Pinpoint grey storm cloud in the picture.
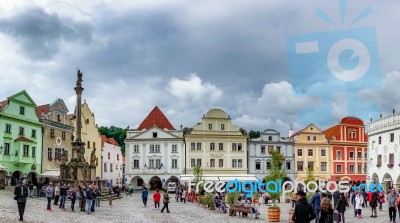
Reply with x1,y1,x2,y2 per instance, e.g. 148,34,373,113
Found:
0,7,92,60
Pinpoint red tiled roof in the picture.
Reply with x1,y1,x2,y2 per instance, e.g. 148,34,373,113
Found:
35,104,50,118
0,99,8,111
323,125,340,140
101,135,119,146
137,106,175,131
15,136,34,143
340,116,364,125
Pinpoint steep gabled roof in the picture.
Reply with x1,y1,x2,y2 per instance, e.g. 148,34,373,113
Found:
35,104,50,118
137,106,175,131
101,135,119,146
0,100,8,112
323,125,341,140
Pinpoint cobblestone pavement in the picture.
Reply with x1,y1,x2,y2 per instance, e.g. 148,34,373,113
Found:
0,190,395,222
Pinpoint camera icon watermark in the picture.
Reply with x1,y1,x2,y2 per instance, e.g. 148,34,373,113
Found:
287,3,381,125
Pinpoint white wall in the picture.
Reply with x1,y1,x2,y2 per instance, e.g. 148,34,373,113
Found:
102,142,123,186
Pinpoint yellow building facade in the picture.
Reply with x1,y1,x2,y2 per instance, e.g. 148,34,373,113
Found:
70,101,102,178
292,124,331,181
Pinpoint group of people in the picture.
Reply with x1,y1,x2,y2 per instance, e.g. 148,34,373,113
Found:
140,187,171,213
234,196,260,219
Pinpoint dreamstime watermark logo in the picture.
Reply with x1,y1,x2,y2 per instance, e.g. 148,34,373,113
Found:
188,178,355,198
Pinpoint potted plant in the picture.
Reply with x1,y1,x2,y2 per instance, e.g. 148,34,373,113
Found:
202,193,214,209
226,191,240,216
265,150,286,222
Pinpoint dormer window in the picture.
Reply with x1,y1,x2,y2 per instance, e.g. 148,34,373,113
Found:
57,114,61,122
208,124,213,130
153,132,157,138
20,106,25,115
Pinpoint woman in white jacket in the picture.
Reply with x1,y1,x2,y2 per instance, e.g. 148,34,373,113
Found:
355,191,364,219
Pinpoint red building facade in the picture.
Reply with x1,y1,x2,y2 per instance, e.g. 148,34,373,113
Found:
324,117,368,184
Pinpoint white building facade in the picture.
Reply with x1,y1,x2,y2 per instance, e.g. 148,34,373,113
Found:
101,136,123,186
124,106,185,190
367,111,400,191
248,129,295,181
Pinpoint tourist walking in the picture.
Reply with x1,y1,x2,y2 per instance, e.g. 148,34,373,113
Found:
14,179,28,222
79,185,87,211
86,185,93,214
45,183,54,211
153,189,161,209
142,187,149,207
91,186,96,212
108,187,113,206
388,188,397,222
310,191,321,223
378,191,385,210
291,190,316,223
395,194,400,219
333,191,340,208
320,195,334,223
161,188,170,213
59,181,69,211
370,190,378,218
336,193,347,223
71,187,77,212
54,183,60,205
28,181,34,198
355,191,364,218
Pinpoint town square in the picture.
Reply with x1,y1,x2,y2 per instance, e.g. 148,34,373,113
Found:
1,0,400,222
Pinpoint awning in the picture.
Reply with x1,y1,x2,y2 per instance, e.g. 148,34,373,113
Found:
180,174,257,182
0,163,7,171
39,170,60,178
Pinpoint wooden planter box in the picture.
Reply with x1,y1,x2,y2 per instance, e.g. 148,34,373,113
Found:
268,207,281,222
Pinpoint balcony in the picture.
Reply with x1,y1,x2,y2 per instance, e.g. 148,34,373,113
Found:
16,155,34,164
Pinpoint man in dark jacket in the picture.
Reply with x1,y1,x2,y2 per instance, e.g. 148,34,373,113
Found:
370,190,378,218
14,179,28,222
333,190,340,208
86,185,94,214
292,190,316,223
336,193,347,223
310,191,321,223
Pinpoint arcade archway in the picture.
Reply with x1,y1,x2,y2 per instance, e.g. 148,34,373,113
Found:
165,176,180,188
27,172,38,186
130,176,144,190
382,173,393,192
11,171,23,186
150,176,162,190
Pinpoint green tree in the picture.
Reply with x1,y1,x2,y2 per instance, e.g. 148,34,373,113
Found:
98,126,127,156
239,127,247,135
182,127,193,136
264,149,286,208
193,166,204,194
249,130,261,138
304,168,316,201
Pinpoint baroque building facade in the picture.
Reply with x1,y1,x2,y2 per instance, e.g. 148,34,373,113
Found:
0,91,43,186
248,129,295,181
36,99,74,180
124,106,185,190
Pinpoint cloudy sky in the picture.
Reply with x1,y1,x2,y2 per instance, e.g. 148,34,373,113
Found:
0,0,399,135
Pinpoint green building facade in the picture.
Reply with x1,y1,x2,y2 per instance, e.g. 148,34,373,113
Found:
0,90,42,186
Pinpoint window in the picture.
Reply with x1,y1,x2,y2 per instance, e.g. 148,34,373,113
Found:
268,136,272,141
191,142,195,150
307,136,311,141
22,145,29,157
32,147,35,158
50,129,54,137
268,146,273,153
191,159,196,167
219,143,223,151
261,146,266,154
116,165,118,170
377,155,382,166
62,131,65,140
20,106,25,115
286,161,291,170
321,149,326,156
349,131,356,139
149,159,155,168
134,145,139,153
321,162,327,171
55,148,62,160
357,152,362,159
47,148,52,159
155,145,160,153
197,159,202,167
307,161,314,171
196,143,202,150
297,161,304,171
389,153,394,164
133,160,139,169
153,132,157,138
172,159,178,168
238,143,242,151
218,159,223,167
210,143,215,151
336,151,342,159
93,142,96,149
210,159,215,167
172,145,177,153
232,159,237,168
378,136,381,144
57,114,61,122
276,146,281,153
19,127,24,136
117,154,120,160
104,163,107,172
232,143,237,151
150,145,155,153
365,152,367,160
255,162,261,170
156,159,161,169
349,151,354,159
349,165,355,173
364,165,367,173
238,159,242,168
357,165,362,173
208,124,212,130
336,164,342,173
87,141,90,148
5,124,11,133
4,143,10,155
390,133,395,142
108,152,110,159
313,136,317,141
110,164,113,172
221,124,225,130
308,149,313,156
297,149,303,156
267,162,271,170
